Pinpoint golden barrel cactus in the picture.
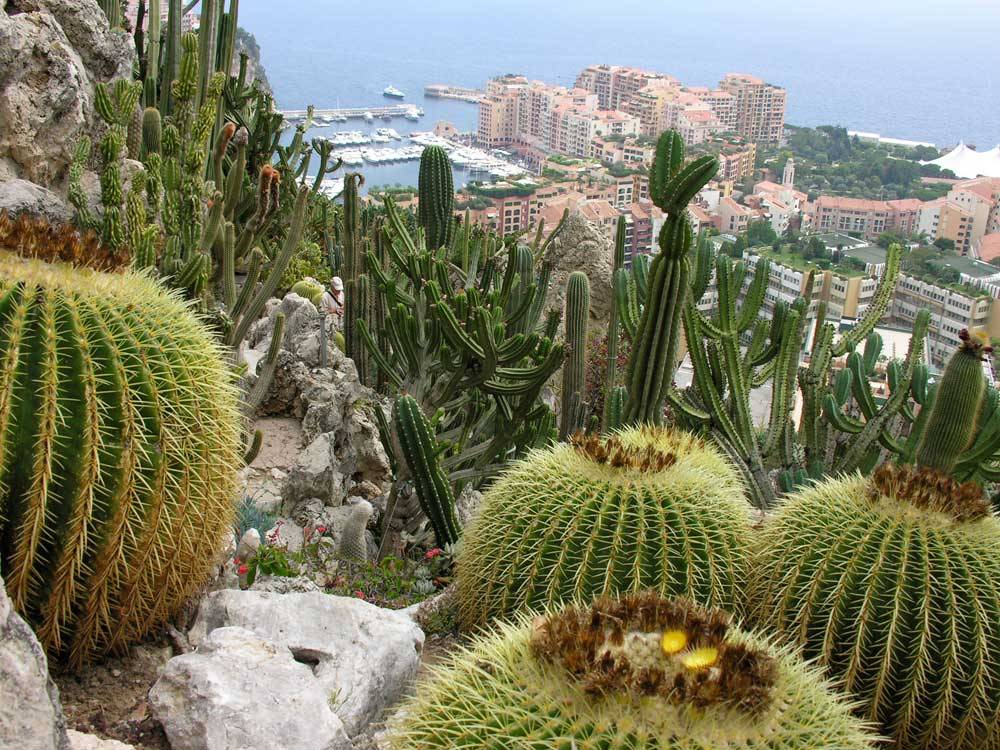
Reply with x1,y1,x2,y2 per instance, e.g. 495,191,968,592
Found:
0,216,242,667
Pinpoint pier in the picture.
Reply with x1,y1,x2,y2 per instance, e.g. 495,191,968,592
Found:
278,104,423,122
424,84,484,103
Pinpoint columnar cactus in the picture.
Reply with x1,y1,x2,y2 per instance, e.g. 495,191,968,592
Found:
623,131,717,425
559,271,589,439
394,395,460,548
602,216,627,432
388,593,878,749
915,328,990,472
457,426,751,628
0,245,242,668
417,146,454,250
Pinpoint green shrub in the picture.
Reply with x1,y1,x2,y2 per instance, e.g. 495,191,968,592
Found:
457,426,751,628
278,240,331,294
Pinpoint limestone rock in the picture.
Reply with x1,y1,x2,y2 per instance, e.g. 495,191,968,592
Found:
149,627,351,750
0,0,133,187
0,573,70,750
249,575,321,595
188,590,424,735
67,731,135,750
0,179,72,223
542,209,615,329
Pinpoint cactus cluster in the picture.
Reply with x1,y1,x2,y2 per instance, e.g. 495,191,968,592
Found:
558,271,589,439
387,593,878,749
750,331,1000,749
457,426,750,628
0,245,241,668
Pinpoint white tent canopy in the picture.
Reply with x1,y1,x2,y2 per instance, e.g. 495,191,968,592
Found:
924,142,1000,179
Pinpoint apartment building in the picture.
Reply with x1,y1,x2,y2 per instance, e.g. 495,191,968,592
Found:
718,73,787,145
891,274,998,364
718,196,753,234
574,65,678,109
918,199,975,253
717,143,757,182
676,109,722,146
478,75,528,147
811,196,921,241
684,87,738,132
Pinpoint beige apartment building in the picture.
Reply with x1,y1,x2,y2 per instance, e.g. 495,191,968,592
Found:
574,65,678,109
716,143,757,181
718,73,787,145
811,196,921,241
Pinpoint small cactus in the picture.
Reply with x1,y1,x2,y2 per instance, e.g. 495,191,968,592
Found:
336,501,373,562
559,271,589,440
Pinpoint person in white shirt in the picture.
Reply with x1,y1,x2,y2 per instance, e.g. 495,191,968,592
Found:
322,276,345,326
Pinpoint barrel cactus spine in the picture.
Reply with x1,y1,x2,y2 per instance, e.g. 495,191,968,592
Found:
559,271,589,440
457,426,751,629
417,145,454,250
388,593,878,749
0,244,242,668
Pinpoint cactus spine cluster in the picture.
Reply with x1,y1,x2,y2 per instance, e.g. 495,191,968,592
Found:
623,132,717,425
388,593,878,749
417,146,454,250
394,395,460,548
457,426,751,628
0,249,242,668
559,271,589,440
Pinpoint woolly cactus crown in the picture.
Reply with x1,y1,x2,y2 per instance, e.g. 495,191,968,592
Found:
388,593,878,749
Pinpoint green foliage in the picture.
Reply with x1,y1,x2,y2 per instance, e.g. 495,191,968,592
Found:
289,277,324,305
234,495,277,541
417,146,455,250
389,594,878,749
749,472,1000,749
0,251,242,668
457,426,751,628
280,241,332,295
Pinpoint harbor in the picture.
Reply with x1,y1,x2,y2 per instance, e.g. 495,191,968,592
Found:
279,104,425,125
424,84,485,103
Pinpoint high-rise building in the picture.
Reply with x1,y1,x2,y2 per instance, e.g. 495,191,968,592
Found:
718,73,787,145
574,65,677,109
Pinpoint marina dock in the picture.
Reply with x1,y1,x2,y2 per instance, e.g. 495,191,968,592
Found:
279,104,424,123
424,84,484,103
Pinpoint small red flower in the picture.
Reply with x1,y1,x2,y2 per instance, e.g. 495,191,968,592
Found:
354,590,366,599
425,548,442,560
315,525,327,534
238,564,249,575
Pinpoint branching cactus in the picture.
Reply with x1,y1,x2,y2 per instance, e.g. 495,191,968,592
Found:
0,240,241,669
389,593,878,749
623,132,717,425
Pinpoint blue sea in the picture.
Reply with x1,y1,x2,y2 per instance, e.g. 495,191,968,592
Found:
239,0,1000,191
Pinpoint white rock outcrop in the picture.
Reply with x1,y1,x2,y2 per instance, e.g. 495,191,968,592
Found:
67,731,135,750
149,627,351,750
185,589,424,736
0,573,70,750
0,0,133,187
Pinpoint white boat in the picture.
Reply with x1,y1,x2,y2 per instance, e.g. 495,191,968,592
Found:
333,114,348,123
404,109,420,122
383,85,405,99
363,111,374,123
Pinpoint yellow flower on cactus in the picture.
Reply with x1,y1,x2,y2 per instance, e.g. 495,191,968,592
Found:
682,647,719,670
661,629,688,656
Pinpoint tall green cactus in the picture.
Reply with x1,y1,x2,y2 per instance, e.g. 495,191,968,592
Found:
623,131,717,426
341,173,365,367
601,216,626,432
915,328,990,472
417,146,454,251
99,0,123,29
559,271,589,440
394,395,460,549
0,246,242,669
